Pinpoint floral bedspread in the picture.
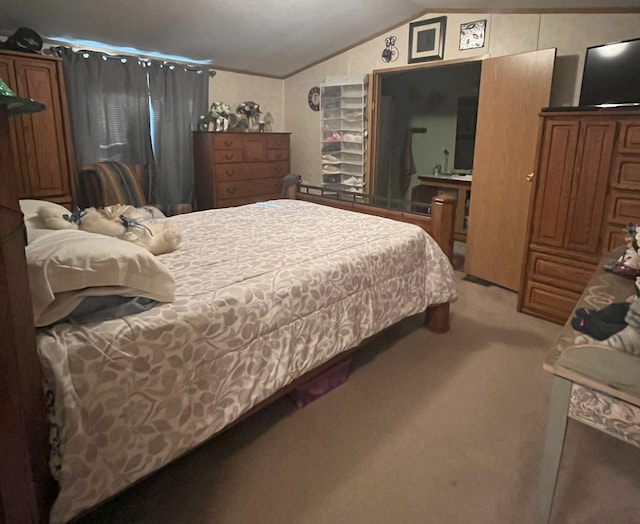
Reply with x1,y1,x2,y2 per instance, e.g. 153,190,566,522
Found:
37,199,457,523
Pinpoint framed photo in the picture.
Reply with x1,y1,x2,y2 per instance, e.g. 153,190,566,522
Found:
408,16,447,64
459,19,486,50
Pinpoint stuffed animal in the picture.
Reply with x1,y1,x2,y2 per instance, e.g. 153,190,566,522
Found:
38,204,182,255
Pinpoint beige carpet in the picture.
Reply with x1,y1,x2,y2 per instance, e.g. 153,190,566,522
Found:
78,273,640,524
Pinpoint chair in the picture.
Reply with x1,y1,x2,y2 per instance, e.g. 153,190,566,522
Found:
76,161,191,215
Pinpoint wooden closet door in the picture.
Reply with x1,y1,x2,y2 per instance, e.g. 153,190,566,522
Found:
0,57,29,198
564,120,616,254
465,48,555,291
530,119,580,248
13,57,72,201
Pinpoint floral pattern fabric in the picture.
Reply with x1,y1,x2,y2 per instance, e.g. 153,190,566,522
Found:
569,384,640,447
545,247,640,451
37,199,457,523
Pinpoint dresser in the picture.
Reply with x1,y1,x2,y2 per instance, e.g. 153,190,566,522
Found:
0,50,76,207
192,132,290,209
519,108,640,324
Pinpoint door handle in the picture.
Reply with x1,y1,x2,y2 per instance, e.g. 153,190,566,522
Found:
526,172,534,181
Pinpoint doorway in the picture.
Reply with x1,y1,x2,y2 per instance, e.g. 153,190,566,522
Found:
372,61,481,203
369,49,555,291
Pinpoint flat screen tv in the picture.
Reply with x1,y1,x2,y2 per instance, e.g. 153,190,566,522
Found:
579,37,640,107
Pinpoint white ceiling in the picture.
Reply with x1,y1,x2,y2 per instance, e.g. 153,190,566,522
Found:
3,0,640,78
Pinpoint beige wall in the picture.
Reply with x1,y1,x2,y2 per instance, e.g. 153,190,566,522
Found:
207,70,285,132
280,12,640,186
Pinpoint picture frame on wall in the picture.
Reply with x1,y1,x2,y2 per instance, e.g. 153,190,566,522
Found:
459,19,486,50
408,16,447,63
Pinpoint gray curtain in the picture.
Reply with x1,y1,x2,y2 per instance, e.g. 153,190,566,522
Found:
55,47,155,172
148,62,208,212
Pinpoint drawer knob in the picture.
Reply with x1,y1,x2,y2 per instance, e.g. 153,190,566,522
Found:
224,140,233,146
275,153,282,159
226,187,237,194
225,153,234,160
225,170,236,176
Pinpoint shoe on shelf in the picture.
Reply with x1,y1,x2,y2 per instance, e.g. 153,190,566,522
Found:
321,153,341,163
323,174,341,183
325,132,342,142
342,133,362,143
322,143,340,153
322,165,341,173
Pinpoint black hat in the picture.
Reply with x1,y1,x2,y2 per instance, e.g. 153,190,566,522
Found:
1,27,43,54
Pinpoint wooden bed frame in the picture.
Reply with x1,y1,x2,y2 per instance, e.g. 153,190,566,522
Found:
0,104,456,523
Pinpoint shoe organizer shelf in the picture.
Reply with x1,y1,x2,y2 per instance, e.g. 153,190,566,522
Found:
320,75,368,194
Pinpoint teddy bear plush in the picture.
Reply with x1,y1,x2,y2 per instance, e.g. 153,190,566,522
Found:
38,204,182,255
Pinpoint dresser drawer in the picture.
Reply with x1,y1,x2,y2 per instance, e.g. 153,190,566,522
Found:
268,161,289,178
527,251,595,293
216,162,288,181
618,120,640,154
521,280,581,325
266,134,289,149
216,163,271,181
603,224,628,253
267,149,289,162
611,156,640,189
214,149,243,163
217,177,283,200
607,189,640,224
212,134,244,150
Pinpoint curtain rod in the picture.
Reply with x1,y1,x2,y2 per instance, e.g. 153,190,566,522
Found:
47,44,217,76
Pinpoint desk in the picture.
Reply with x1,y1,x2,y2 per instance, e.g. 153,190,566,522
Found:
538,248,640,523
413,175,471,241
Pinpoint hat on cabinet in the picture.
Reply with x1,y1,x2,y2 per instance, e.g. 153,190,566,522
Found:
1,27,43,54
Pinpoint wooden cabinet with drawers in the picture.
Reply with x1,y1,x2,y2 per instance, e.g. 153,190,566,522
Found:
192,132,290,210
519,109,640,324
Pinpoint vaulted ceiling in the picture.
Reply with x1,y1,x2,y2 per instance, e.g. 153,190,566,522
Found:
2,0,639,78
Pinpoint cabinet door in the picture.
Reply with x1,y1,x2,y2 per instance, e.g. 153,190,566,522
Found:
0,57,29,197
13,57,72,200
243,135,266,162
530,119,580,247
564,120,616,254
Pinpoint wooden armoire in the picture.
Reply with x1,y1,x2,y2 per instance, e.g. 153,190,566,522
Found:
0,50,76,207
519,108,640,324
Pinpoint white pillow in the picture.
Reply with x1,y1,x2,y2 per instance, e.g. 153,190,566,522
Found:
26,229,175,327
19,199,71,243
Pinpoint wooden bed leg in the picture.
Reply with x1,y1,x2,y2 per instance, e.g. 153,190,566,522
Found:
429,194,455,262
426,303,450,333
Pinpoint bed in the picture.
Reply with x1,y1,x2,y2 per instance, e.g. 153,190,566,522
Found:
1,161,457,522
